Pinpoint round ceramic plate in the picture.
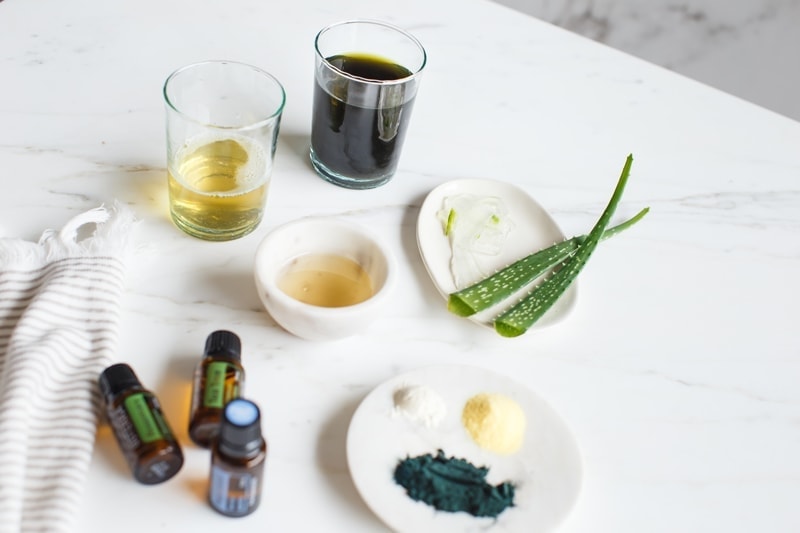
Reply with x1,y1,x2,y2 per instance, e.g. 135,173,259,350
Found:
416,178,577,329
346,365,583,533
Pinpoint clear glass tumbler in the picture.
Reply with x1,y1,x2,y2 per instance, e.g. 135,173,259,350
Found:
310,20,426,189
164,61,285,241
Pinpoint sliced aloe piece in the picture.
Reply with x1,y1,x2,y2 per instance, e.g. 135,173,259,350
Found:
448,207,648,317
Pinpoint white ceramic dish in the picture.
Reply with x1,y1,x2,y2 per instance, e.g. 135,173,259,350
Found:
416,178,577,329
254,216,396,341
347,364,583,533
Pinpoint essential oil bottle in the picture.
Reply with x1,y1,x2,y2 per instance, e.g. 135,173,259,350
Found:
209,399,267,517
188,330,245,447
98,363,184,484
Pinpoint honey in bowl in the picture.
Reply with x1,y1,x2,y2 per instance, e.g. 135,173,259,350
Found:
277,253,374,307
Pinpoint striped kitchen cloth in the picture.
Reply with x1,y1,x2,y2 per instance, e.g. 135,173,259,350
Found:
0,205,135,533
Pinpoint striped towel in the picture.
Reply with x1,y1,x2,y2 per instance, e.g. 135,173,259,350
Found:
0,205,135,533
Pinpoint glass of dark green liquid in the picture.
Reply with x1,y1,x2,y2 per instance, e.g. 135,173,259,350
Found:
310,20,427,189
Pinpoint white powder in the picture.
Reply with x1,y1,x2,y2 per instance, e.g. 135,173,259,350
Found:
392,384,447,428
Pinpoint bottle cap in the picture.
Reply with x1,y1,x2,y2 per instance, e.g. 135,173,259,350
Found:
98,363,143,403
204,330,241,361
218,399,264,459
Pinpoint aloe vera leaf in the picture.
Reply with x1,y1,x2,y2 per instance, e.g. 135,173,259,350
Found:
494,154,635,337
447,206,648,317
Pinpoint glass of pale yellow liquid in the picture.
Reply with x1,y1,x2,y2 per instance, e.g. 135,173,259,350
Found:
163,61,285,240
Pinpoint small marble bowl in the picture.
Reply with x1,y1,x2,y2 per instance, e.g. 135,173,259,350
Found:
254,217,396,341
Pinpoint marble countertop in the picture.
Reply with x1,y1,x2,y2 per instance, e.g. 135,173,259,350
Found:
2,0,799,531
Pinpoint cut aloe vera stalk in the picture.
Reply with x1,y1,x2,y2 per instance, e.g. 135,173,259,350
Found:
447,206,648,318
493,154,636,337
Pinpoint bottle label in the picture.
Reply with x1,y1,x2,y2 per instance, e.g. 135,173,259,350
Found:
203,361,240,409
209,464,261,517
123,392,168,444
107,402,142,451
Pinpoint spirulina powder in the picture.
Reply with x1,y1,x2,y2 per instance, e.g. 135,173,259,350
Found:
393,450,515,518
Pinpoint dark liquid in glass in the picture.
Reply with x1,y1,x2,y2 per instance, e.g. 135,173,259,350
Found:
312,53,415,185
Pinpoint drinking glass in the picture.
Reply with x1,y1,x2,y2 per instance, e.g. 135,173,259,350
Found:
310,20,426,189
164,60,285,241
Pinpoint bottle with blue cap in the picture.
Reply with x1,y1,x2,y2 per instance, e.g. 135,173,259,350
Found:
209,398,267,517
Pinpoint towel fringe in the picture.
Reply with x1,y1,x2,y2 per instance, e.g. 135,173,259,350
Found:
0,203,137,269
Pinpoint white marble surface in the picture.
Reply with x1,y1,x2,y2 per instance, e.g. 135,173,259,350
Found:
493,0,800,121
2,0,800,531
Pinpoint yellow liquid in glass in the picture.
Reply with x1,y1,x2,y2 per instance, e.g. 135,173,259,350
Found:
168,137,268,240
278,254,374,307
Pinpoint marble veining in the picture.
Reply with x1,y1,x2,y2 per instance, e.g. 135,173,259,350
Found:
494,0,800,121
1,0,799,531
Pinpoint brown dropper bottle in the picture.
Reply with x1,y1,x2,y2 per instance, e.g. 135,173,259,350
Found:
209,399,267,517
188,330,245,447
98,363,184,484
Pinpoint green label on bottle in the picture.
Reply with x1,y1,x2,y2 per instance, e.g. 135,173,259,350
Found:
123,392,165,444
203,361,230,409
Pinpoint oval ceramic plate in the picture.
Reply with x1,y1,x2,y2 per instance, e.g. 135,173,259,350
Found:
346,365,583,533
417,178,577,329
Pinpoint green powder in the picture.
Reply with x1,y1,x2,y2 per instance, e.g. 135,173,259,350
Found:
393,450,515,518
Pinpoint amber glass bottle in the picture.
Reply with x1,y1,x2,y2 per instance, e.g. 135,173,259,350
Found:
98,363,184,484
189,330,245,447
209,399,267,517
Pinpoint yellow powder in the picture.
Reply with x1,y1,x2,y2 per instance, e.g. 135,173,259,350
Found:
462,393,526,455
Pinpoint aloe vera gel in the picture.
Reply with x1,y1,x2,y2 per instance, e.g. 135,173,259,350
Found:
437,194,513,288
